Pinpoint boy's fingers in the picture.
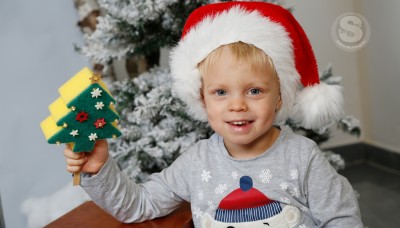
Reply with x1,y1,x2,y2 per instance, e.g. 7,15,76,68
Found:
64,148,86,159
74,152,86,159
66,165,81,173
66,157,87,166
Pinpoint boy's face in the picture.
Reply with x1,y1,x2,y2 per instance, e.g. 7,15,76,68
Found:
201,48,281,157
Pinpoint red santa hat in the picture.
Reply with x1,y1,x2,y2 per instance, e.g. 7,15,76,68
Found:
170,1,343,129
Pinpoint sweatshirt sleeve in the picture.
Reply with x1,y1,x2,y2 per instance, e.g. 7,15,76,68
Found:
80,149,192,223
305,145,363,227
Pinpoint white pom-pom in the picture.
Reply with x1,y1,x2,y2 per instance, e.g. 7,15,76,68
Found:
291,82,343,129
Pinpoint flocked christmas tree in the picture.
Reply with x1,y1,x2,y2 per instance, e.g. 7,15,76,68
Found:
75,0,360,182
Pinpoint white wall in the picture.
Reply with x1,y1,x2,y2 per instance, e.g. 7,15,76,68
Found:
355,0,400,153
290,0,365,148
0,0,88,227
292,0,400,154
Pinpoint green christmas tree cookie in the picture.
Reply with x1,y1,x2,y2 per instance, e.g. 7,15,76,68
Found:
40,67,122,152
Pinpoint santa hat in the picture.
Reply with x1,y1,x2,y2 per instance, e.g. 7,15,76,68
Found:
170,1,343,129
215,176,282,223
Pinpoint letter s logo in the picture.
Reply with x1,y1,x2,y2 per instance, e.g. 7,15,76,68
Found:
339,15,363,43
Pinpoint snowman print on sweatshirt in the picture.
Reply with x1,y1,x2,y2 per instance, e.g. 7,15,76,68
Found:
201,176,300,228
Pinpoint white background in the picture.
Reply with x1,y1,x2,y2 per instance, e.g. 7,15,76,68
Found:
0,0,399,227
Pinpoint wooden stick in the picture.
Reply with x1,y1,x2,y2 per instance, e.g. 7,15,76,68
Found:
69,143,81,186
73,172,81,186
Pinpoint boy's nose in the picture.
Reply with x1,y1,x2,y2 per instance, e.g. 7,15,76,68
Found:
228,96,248,112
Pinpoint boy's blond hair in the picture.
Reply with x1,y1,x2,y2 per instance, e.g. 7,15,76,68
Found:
197,42,277,77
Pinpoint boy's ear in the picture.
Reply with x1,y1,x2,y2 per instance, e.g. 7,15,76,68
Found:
200,87,206,107
276,93,282,112
275,76,282,112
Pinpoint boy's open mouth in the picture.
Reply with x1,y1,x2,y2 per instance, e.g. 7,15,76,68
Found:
227,120,253,126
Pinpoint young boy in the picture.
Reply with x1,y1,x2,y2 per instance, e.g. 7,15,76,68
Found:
64,2,363,227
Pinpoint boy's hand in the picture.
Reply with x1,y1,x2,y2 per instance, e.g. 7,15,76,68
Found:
64,139,109,175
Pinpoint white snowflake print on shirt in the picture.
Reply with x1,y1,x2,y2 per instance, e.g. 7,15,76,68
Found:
299,224,308,228
215,184,228,194
280,182,289,191
192,207,203,218
231,171,238,180
201,170,212,182
207,201,215,210
290,187,300,197
290,169,299,180
259,169,272,183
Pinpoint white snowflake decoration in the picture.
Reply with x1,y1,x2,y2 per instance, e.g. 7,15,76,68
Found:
88,133,98,141
290,169,299,180
259,169,272,183
95,101,105,110
201,170,212,182
280,182,289,191
290,187,300,197
69,130,79,137
207,201,215,210
91,88,102,98
192,207,203,218
231,171,238,180
215,184,228,195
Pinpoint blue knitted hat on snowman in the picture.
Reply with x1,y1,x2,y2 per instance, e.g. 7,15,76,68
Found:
215,176,282,223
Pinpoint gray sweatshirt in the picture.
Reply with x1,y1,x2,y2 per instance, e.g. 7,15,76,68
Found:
81,128,363,228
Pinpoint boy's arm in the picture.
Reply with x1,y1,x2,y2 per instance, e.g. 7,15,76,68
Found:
80,149,191,223
305,145,363,227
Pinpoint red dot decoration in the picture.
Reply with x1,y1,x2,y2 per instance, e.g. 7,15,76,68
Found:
94,118,106,129
76,111,89,123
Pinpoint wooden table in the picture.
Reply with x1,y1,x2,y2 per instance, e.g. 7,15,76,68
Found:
45,201,194,228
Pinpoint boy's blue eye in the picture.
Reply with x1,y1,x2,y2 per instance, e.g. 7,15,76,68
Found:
248,88,261,95
215,90,227,96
